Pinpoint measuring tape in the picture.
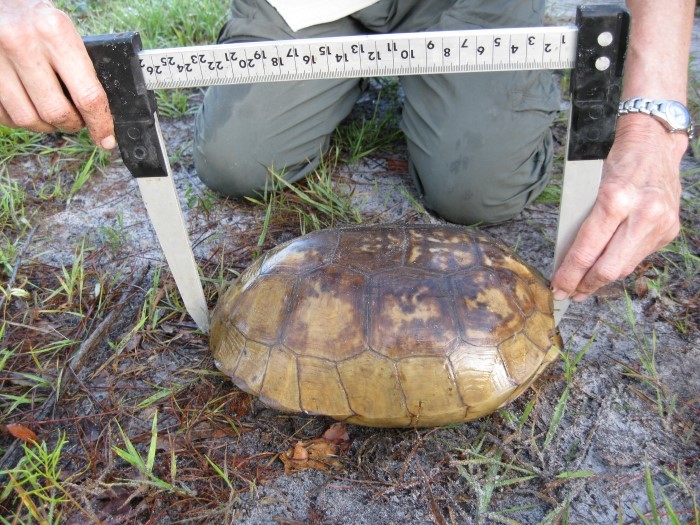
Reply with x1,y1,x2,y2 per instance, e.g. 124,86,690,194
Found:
138,26,578,90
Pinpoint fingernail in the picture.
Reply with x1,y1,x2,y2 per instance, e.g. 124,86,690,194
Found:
553,289,569,301
572,293,588,302
101,135,117,150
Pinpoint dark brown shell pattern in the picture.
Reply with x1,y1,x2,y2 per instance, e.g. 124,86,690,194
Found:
210,224,562,427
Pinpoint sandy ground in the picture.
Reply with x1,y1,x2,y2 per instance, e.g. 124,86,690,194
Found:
2,2,698,524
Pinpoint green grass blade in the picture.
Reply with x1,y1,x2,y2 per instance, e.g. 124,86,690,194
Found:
136,388,175,410
644,462,659,523
544,385,570,450
555,470,595,479
632,504,654,525
205,455,234,490
114,421,147,472
518,398,536,428
660,490,681,525
146,411,158,474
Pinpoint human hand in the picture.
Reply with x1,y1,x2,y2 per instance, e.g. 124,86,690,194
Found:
0,0,115,148
551,114,688,301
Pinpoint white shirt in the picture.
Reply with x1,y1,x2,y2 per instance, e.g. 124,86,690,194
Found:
266,0,381,31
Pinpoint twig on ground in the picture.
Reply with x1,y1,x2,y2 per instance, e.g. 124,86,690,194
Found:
398,427,440,482
417,460,447,525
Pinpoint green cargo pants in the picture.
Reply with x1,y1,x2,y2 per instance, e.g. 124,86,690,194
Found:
194,0,560,224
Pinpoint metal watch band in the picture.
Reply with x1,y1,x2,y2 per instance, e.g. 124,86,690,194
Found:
617,97,695,138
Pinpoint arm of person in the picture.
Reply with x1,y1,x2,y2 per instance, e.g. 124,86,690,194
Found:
0,0,115,149
551,0,694,302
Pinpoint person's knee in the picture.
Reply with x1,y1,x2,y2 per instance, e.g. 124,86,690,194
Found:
412,132,554,226
193,91,320,198
421,177,529,226
427,193,528,226
193,78,361,198
193,128,275,198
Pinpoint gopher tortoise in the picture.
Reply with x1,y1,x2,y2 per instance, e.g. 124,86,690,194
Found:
210,224,561,427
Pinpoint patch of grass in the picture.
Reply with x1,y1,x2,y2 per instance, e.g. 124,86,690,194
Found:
455,448,539,523
141,265,165,331
0,170,31,233
98,210,131,252
535,171,562,205
396,184,431,219
640,164,699,331
644,265,672,299
205,454,235,491
157,90,199,119
247,147,364,248
452,433,596,524
36,174,68,202
0,325,10,366
0,354,45,420
0,127,45,165
333,80,404,163
0,432,93,524
606,291,678,418
130,265,191,332
135,384,185,411
68,146,100,202
541,334,595,451
97,277,158,357
185,183,219,215
111,411,191,495
2,344,73,423
293,151,364,231
59,0,227,49
45,239,90,315
2,128,110,207
0,371,53,416
0,239,23,285
50,130,112,202
535,182,562,205
627,462,696,525
203,241,239,298
153,272,190,327
657,226,700,284
660,463,700,524
0,337,79,421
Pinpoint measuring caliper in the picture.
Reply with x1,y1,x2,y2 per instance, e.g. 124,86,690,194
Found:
82,5,629,333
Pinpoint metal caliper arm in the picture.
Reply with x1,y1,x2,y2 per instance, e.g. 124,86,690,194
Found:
553,5,630,325
83,33,210,332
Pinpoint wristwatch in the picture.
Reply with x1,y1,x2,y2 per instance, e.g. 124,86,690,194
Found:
617,97,694,139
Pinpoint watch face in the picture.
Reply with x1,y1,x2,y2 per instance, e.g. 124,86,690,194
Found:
666,101,691,129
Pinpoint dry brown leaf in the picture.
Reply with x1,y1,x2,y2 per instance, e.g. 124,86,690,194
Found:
321,422,350,449
279,423,351,474
229,394,253,417
591,281,625,299
6,423,39,444
635,275,649,299
291,442,309,461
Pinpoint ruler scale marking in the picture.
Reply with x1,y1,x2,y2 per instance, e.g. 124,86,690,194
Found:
139,26,577,90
